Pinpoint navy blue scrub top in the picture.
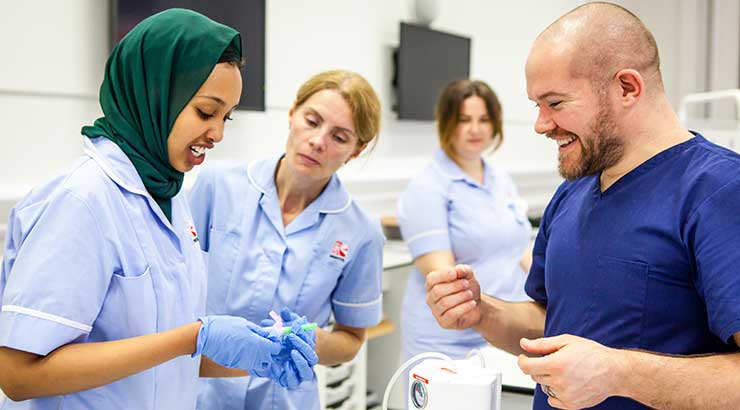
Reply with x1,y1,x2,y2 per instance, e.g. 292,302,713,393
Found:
526,134,740,409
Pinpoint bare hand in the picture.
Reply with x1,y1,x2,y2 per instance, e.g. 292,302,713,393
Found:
425,264,481,329
517,334,622,409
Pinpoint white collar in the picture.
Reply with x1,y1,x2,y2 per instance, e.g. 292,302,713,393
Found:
246,155,352,214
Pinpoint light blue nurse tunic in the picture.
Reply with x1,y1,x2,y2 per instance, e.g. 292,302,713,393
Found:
398,149,532,360
189,157,384,410
0,137,207,410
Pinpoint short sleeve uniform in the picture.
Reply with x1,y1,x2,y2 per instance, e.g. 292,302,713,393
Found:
525,134,740,409
0,137,207,410
398,149,532,359
189,157,383,410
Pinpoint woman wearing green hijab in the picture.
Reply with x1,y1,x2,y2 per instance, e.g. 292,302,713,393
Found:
0,9,316,409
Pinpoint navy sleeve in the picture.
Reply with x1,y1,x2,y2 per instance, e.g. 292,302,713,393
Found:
525,182,570,307
684,179,740,343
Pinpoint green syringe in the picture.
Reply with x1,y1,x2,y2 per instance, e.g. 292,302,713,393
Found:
280,323,318,335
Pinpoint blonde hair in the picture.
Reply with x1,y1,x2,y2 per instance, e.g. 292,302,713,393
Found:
294,70,381,148
436,80,503,159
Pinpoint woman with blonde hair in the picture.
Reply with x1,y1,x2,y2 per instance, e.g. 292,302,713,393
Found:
190,70,384,410
398,79,533,361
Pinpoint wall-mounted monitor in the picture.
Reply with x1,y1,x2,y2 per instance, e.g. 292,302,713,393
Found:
110,0,265,111
393,23,471,121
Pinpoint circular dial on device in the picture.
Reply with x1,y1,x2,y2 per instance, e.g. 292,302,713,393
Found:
410,380,428,409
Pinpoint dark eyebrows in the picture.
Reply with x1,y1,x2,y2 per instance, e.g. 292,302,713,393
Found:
196,95,239,111
196,95,226,106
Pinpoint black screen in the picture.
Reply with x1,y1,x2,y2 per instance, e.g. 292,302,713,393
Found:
396,23,470,121
111,0,265,111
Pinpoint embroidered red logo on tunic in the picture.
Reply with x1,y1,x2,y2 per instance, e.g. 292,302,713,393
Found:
186,222,199,243
330,241,349,261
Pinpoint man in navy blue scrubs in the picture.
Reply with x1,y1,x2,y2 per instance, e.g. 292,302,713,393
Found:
425,2,740,409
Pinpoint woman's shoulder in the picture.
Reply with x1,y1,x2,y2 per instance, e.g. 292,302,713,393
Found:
11,156,124,225
45,156,120,203
332,197,384,245
188,160,251,198
405,160,453,194
195,160,250,184
486,162,513,180
486,164,520,192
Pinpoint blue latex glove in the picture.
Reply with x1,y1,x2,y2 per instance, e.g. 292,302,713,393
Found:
260,307,316,349
252,329,318,389
277,326,319,388
194,315,281,374
258,309,319,389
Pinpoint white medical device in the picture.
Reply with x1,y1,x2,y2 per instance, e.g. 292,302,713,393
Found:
382,351,502,410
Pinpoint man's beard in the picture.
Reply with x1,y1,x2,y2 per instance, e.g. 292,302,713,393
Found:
555,100,624,181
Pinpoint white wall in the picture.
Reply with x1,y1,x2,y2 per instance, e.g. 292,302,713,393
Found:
0,0,569,217
0,0,735,220
708,0,740,119
204,0,578,217
0,1,106,200
0,0,737,402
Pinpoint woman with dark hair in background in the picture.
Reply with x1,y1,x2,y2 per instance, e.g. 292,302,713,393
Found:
398,79,533,361
0,9,313,409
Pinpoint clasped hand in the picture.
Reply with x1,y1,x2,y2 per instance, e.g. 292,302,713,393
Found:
194,310,318,389
257,307,318,388
425,264,482,329
517,334,621,409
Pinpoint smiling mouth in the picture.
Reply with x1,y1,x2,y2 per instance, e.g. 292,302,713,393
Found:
191,145,210,157
556,135,577,148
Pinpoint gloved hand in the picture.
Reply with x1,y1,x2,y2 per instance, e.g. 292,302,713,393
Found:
278,325,320,388
194,315,281,375
251,328,319,389
260,306,316,349
257,308,319,389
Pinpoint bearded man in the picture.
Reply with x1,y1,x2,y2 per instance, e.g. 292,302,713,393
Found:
424,2,740,409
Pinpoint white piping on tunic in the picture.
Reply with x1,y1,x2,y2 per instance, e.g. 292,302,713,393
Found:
332,295,382,308
2,305,92,333
321,195,352,214
247,161,352,213
83,145,150,198
83,141,175,229
405,229,448,245
246,162,267,194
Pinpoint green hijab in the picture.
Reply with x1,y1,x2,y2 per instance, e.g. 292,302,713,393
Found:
82,8,241,222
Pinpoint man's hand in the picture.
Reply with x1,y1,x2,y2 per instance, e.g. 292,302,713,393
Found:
425,264,482,329
517,334,623,409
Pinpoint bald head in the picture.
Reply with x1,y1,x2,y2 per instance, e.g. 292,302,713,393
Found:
533,2,662,93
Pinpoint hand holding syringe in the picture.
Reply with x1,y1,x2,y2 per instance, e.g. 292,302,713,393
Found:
249,308,318,389
276,322,318,335
263,309,318,336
